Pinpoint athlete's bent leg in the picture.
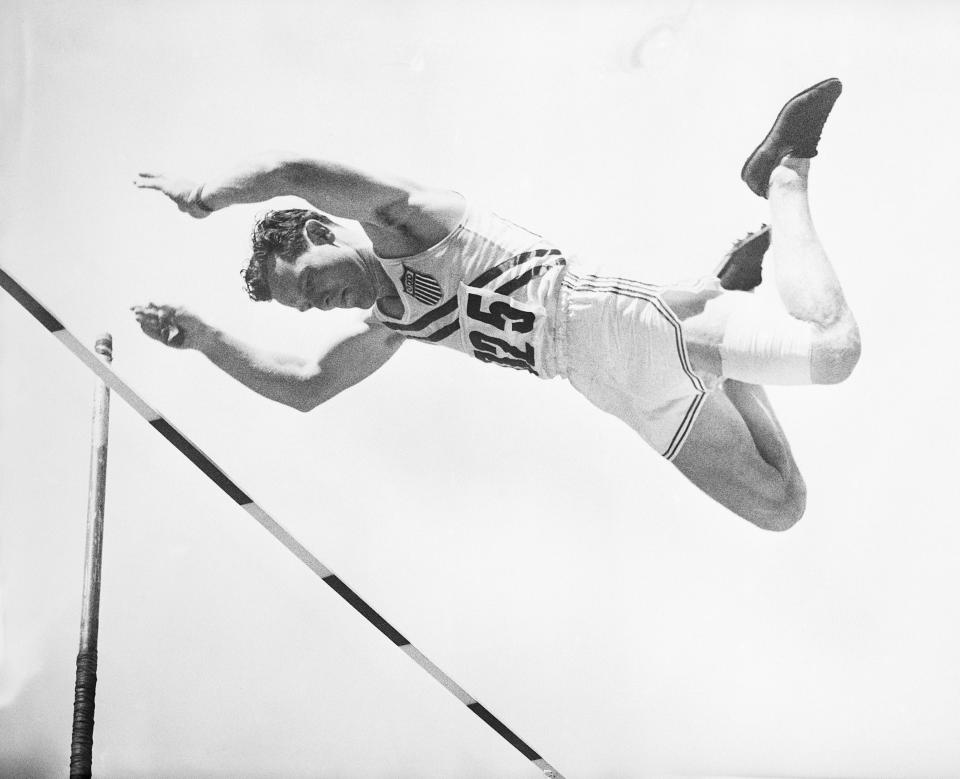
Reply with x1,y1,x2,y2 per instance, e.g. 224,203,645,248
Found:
683,163,860,385
672,379,806,531
739,78,860,384
767,156,860,384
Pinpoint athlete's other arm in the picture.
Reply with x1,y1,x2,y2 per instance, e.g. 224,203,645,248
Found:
133,152,463,256
671,380,807,531
132,304,404,411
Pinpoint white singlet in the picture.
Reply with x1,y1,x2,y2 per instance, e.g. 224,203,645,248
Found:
370,200,713,460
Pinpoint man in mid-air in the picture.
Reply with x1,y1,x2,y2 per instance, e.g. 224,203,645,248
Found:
133,78,860,532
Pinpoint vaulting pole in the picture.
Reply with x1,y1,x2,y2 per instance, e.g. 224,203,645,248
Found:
69,333,113,778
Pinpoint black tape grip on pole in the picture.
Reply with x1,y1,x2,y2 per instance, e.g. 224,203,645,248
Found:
69,650,98,777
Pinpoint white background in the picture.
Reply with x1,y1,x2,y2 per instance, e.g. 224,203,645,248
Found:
2,1,959,777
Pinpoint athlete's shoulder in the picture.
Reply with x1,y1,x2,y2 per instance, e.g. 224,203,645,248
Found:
368,189,466,259
384,189,466,242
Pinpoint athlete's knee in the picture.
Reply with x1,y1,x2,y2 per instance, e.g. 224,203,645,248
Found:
724,473,807,531
767,481,807,531
751,469,807,532
754,477,807,533
811,316,861,384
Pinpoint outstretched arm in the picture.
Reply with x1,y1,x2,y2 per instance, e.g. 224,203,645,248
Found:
132,304,405,411
133,152,464,254
671,380,807,531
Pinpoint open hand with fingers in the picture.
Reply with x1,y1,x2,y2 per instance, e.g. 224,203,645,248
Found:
131,303,210,350
133,172,213,218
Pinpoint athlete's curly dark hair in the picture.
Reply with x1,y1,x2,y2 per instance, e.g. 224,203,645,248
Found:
242,208,323,301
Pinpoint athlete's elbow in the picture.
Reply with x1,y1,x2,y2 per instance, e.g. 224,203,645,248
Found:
290,389,334,412
285,376,333,412
290,396,321,413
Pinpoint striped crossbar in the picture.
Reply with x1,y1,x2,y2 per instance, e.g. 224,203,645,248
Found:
0,264,565,779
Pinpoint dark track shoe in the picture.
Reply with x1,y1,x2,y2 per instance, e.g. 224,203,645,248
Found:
741,77,842,198
715,224,771,291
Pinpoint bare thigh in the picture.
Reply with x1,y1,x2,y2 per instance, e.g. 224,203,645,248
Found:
672,384,806,531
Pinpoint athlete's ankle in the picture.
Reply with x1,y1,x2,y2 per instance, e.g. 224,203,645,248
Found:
768,160,808,192
780,155,810,175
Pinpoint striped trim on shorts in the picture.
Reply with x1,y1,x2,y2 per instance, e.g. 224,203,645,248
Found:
558,270,710,461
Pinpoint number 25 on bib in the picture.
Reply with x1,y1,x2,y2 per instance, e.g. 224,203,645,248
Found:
458,283,547,376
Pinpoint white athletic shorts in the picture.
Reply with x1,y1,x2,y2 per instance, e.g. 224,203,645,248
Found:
555,269,717,461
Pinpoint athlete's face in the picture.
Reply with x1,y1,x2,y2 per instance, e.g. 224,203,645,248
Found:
268,220,378,312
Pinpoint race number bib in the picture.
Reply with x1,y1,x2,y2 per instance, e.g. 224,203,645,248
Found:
457,283,546,376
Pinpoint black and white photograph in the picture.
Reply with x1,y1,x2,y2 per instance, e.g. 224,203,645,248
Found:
1,1,958,776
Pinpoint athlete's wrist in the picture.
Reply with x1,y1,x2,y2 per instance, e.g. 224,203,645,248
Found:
189,183,215,214
190,323,222,353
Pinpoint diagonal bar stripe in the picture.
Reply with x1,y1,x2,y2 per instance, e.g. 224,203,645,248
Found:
468,703,542,762
322,575,410,646
0,262,566,779
149,419,252,505
0,266,64,332
399,645,474,704
242,503,332,579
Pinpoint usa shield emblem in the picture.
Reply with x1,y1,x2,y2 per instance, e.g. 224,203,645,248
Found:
400,265,443,306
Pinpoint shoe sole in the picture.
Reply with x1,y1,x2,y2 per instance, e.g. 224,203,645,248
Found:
715,225,771,291
740,77,842,196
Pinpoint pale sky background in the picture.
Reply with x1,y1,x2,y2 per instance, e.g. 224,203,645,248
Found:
2,1,959,777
